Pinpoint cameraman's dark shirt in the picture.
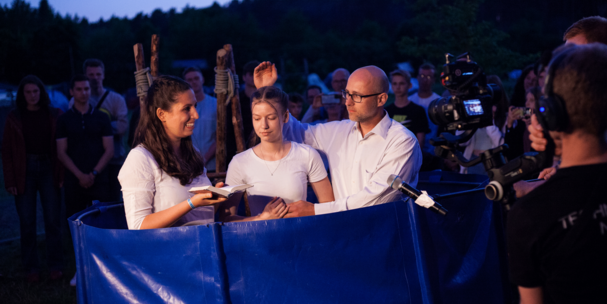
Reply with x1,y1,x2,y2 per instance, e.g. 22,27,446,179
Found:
385,102,430,136
507,163,607,304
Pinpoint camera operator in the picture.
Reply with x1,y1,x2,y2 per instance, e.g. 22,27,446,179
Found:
512,16,607,198
507,43,607,304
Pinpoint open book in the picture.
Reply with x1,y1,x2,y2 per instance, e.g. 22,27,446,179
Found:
189,184,253,198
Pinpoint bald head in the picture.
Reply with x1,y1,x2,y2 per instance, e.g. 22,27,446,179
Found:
331,68,350,92
350,66,389,94
333,68,350,78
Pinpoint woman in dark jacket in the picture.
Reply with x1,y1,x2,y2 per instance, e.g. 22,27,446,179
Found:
2,75,64,282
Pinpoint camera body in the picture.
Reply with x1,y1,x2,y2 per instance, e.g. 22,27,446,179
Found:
428,53,501,131
427,53,553,206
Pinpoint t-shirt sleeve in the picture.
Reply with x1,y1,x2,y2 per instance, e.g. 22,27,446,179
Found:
307,146,328,183
507,203,544,287
55,115,67,139
100,114,113,137
118,148,156,230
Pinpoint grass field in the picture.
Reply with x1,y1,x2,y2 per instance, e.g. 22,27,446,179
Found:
1,153,77,303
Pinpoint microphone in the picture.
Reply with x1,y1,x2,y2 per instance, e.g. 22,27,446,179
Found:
388,174,448,216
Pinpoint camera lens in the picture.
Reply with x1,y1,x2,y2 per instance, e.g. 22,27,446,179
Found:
428,97,456,126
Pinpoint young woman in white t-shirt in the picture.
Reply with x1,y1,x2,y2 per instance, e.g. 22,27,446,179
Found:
217,86,335,221
119,76,229,230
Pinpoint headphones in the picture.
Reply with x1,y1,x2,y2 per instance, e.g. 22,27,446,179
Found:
536,45,577,132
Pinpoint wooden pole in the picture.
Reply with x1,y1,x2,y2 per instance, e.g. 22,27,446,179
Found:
224,44,246,153
224,44,249,216
150,35,160,78
133,43,147,109
215,48,230,173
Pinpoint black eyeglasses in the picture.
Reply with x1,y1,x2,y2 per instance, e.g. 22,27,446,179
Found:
342,90,383,103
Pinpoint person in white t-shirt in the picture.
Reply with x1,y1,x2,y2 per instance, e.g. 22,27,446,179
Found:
217,86,335,221
119,76,228,230
409,63,441,154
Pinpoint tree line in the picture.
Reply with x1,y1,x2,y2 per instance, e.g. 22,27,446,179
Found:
0,0,603,95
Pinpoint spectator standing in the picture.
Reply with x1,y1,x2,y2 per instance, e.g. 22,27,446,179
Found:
183,67,218,171
70,59,128,201
385,69,430,149
2,75,64,282
409,63,441,154
57,75,114,220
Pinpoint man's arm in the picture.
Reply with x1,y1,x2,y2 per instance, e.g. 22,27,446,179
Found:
287,136,422,217
94,136,114,174
56,138,93,188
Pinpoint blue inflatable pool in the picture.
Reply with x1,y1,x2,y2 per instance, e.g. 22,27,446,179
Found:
69,171,511,303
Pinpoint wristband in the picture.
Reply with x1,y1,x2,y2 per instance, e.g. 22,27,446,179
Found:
187,198,195,210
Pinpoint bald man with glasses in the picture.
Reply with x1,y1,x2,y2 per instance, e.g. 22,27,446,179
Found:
253,62,422,217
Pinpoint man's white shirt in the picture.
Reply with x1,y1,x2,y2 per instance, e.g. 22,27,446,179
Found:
283,111,422,215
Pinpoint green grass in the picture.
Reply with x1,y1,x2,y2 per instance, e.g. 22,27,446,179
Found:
0,235,77,304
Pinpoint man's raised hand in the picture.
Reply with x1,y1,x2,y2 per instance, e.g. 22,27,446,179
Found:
254,61,278,89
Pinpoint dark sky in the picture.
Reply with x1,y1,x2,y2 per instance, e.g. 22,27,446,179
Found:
0,0,231,21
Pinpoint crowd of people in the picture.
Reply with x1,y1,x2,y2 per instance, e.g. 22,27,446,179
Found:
2,14,606,304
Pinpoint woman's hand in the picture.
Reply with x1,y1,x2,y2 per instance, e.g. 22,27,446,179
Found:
254,61,278,89
258,197,288,220
191,182,227,207
506,106,524,129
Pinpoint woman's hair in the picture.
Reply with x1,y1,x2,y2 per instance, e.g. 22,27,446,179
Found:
248,86,289,147
132,75,205,186
487,75,509,130
511,65,534,107
16,75,51,112
251,86,289,114
525,86,542,104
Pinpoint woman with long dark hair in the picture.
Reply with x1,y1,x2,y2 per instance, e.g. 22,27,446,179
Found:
510,65,537,108
2,75,64,282
119,76,230,229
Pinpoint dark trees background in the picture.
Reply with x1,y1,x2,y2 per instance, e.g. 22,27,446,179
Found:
0,0,605,94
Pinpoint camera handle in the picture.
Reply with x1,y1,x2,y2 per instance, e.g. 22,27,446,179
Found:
429,128,555,208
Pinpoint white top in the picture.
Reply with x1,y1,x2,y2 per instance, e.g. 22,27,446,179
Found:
283,111,422,215
457,125,504,174
409,92,441,154
192,94,218,170
118,146,215,229
226,142,327,216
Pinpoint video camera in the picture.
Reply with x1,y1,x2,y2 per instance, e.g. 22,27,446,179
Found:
428,53,502,131
428,53,554,208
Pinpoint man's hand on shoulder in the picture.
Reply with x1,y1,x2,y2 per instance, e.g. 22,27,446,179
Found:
284,200,315,218
254,61,278,89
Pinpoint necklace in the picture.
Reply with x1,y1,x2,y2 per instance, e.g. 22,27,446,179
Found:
259,144,284,176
